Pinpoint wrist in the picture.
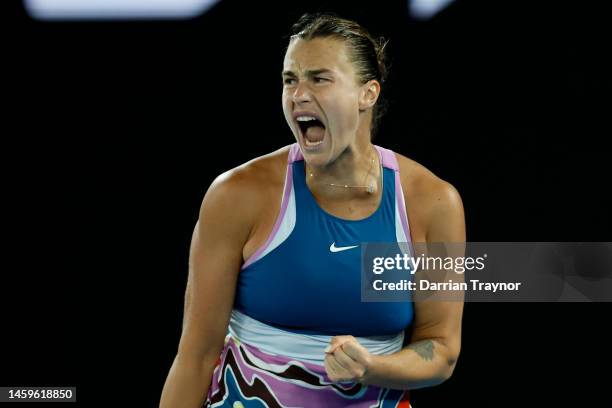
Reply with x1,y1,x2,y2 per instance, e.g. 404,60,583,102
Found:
358,353,381,385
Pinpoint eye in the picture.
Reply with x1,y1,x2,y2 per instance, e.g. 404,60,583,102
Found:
283,78,296,85
314,77,329,83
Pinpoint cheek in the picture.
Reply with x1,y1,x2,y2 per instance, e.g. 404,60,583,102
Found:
281,93,292,116
327,95,360,131
282,96,298,133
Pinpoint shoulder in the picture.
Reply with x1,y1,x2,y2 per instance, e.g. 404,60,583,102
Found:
209,145,289,194
199,145,291,225
394,151,462,210
393,151,465,241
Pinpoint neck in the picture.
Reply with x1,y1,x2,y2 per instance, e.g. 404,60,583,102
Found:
305,141,381,200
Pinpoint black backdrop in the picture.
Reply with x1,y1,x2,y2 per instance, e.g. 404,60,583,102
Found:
3,0,611,406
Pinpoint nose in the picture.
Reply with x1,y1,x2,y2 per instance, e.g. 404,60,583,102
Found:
292,81,312,104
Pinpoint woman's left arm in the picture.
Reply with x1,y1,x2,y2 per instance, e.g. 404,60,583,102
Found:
325,180,465,390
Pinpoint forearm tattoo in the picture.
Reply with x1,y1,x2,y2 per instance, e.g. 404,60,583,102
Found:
408,340,434,361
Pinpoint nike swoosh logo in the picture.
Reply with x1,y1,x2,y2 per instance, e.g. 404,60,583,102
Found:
329,242,359,253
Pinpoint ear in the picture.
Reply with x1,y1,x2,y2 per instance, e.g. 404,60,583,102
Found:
358,80,381,111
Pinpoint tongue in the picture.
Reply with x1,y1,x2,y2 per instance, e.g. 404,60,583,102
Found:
305,126,325,143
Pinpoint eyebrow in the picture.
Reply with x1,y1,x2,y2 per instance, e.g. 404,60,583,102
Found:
282,69,333,77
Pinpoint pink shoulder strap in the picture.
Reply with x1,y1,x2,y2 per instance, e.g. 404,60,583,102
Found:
288,143,303,164
374,145,399,171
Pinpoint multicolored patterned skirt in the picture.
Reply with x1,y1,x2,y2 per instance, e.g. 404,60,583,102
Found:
204,335,411,408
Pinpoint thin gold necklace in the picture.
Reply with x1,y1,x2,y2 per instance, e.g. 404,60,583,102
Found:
307,148,380,194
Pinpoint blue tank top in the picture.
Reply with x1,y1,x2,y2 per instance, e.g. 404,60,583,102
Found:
234,144,414,337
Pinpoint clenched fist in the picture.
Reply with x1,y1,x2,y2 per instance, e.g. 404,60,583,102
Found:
324,335,373,383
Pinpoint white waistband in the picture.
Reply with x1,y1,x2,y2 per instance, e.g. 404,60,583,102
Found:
228,309,405,365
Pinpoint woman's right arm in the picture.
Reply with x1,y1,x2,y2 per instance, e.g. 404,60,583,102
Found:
160,170,260,408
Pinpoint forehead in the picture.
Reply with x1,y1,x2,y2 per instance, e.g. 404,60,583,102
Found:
283,37,354,75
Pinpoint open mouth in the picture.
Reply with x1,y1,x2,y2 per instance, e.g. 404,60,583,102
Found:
296,116,326,147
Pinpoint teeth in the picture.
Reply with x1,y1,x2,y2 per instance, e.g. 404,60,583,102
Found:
296,116,317,122
305,138,324,147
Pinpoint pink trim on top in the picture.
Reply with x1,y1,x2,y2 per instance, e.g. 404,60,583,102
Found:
288,143,304,163
241,151,295,270
395,171,414,244
374,145,399,171
376,145,414,244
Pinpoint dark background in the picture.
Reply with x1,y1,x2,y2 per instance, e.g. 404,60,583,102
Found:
3,0,611,406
